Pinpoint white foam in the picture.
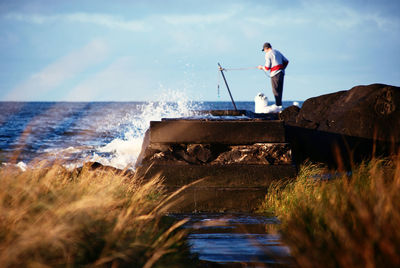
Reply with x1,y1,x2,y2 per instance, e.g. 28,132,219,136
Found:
94,89,202,170
1,161,28,171
43,146,91,155
92,137,143,170
17,161,28,171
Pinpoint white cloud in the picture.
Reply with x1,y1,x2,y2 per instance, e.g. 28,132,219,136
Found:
153,8,241,53
65,13,146,31
244,2,399,33
302,1,400,31
161,9,237,25
245,16,309,27
4,9,245,35
4,40,109,101
5,12,146,31
64,57,152,101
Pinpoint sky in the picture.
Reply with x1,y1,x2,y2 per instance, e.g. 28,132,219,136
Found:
0,0,399,102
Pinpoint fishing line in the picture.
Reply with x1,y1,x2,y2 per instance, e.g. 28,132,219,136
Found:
217,69,221,98
220,66,270,78
216,66,270,98
222,67,259,71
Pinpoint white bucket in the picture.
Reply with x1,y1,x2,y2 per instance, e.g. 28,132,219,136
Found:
254,93,269,113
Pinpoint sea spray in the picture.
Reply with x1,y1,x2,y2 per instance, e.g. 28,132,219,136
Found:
92,89,203,169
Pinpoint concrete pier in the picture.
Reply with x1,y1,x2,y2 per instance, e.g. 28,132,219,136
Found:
136,112,296,212
149,120,285,144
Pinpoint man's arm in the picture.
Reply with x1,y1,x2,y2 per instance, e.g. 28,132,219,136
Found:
258,54,271,71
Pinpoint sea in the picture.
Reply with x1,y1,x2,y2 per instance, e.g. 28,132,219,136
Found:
0,94,300,171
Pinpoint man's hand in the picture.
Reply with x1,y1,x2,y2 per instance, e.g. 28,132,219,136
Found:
283,60,289,69
257,65,264,70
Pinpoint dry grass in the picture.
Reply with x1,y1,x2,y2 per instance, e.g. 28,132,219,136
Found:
0,162,196,267
259,157,400,268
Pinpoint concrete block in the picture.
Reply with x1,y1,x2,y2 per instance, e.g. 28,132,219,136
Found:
136,164,297,187
164,187,268,213
149,120,285,144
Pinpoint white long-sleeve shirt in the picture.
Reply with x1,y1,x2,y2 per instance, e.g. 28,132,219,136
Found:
263,49,289,77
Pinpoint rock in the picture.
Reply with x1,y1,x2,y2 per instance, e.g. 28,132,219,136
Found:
212,143,292,165
284,84,400,142
281,84,400,168
79,162,135,177
139,143,292,166
140,143,215,165
279,105,300,125
186,144,212,163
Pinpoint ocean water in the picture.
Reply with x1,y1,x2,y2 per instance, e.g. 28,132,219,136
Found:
0,93,299,170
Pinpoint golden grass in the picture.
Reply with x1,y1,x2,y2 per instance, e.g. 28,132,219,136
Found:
259,157,400,268
0,162,195,267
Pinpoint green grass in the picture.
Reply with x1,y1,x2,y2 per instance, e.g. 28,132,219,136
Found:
0,162,196,267
259,157,400,268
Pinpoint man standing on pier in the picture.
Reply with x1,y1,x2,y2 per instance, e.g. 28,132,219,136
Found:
258,42,289,108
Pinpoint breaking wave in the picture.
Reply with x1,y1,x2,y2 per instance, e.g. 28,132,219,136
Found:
90,89,203,170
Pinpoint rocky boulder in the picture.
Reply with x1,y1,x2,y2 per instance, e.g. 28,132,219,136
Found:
280,84,400,168
282,84,400,142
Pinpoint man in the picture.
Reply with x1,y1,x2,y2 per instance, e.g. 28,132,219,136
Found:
257,42,289,108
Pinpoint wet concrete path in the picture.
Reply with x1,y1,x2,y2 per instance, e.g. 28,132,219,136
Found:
171,213,293,267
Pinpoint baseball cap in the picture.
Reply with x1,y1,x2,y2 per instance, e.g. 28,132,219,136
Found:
261,42,271,51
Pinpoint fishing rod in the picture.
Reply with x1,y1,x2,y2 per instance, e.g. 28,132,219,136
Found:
216,64,270,109
218,63,237,111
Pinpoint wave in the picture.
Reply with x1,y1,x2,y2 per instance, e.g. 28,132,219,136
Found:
90,90,203,170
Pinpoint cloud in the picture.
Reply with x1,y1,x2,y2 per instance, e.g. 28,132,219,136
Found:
4,40,109,101
245,16,309,27
154,8,241,53
161,9,237,25
4,12,146,31
64,57,153,101
3,6,240,32
302,1,400,31
244,2,399,33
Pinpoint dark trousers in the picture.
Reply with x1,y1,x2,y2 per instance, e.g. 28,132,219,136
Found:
271,72,284,106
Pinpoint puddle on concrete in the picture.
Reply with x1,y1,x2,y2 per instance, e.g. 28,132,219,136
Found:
171,213,293,266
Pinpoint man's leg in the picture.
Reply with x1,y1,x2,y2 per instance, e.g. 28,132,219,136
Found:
271,72,284,106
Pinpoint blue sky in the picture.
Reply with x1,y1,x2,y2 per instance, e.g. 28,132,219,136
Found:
0,0,399,101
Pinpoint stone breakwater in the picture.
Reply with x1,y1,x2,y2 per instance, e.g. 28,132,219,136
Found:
129,84,399,212
135,117,297,213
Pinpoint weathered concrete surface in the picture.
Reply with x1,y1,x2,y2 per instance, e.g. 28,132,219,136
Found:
181,109,279,120
165,187,268,213
135,164,296,187
136,163,296,212
149,120,285,144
